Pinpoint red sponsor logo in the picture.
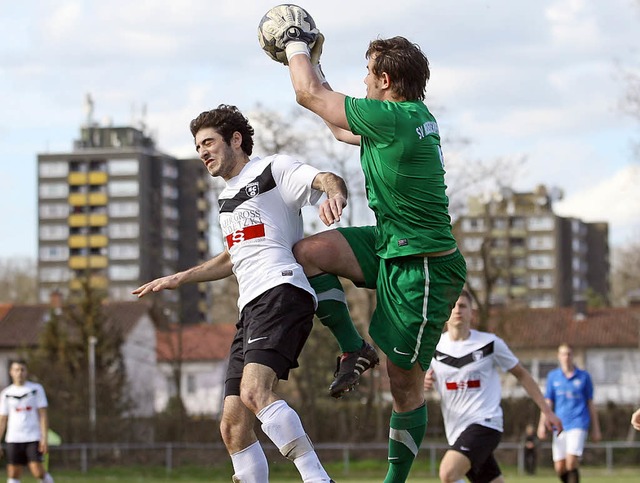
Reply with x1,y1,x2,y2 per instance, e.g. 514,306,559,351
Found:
225,224,265,249
15,406,33,412
445,380,481,390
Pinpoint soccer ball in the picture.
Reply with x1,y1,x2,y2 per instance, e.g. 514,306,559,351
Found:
258,4,318,63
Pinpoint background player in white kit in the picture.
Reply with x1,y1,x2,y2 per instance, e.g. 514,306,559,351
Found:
134,104,346,482
0,360,54,483
424,290,562,483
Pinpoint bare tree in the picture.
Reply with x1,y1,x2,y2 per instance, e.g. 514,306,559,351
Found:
0,257,37,303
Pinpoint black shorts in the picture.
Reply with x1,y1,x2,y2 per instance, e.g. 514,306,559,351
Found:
224,284,315,397
5,441,43,465
451,424,502,483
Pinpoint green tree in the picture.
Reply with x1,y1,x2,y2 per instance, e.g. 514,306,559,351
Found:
27,279,132,442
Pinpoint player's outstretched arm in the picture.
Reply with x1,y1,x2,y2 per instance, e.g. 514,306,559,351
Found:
133,251,233,298
510,363,563,434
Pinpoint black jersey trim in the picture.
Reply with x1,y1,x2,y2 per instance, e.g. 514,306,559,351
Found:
218,163,276,213
434,341,494,369
5,389,37,401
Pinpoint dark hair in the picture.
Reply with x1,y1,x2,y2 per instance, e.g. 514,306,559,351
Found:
459,288,472,303
189,104,255,156
366,36,430,101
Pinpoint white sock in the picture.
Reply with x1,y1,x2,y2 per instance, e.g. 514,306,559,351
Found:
8,478,20,483
40,474,54,483
257,399,331,483
230,441,268,483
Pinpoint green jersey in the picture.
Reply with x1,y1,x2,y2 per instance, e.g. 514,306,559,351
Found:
345,97,456,258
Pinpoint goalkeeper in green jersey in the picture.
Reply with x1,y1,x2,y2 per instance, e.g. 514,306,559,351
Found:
276,12,467,483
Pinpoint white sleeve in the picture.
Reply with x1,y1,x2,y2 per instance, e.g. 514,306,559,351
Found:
0,390,7,416
493,336,519,372
36,384,48,409
271,155,323,208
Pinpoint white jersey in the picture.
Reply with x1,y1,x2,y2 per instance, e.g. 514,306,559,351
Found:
218,155,322,312
0,381,48,443
430,329,519,445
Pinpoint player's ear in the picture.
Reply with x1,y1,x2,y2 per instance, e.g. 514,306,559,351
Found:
380,72,391,89
231,131,242,148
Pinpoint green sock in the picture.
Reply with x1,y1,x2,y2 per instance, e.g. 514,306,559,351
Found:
384,404,427,483
309,273,363,353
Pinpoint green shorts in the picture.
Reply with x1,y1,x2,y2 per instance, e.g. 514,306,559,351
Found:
337,226,467,370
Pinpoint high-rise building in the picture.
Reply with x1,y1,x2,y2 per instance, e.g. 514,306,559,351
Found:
37,109,213,324
456,185,609,308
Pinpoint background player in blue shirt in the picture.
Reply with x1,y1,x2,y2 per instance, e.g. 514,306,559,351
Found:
538,343,601,483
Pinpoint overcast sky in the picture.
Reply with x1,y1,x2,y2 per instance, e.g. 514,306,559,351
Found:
1,0,639,260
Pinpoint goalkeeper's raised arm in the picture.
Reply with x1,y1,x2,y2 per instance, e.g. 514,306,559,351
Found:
284,34,359,145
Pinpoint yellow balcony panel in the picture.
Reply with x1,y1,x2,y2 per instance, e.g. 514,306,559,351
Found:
89,255,108,268
69,276,108,291
88,172,108,184
69,256,89,269
510,286,528,297
68,172,88,185
68,235,89,248
197,219,208,231
69,193,88,206
89,235,108,247
68,255,108,270
68,214,89,227
89,214,108,226
88,193,107,205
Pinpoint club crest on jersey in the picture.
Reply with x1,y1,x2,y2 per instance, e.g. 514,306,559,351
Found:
472,350,484,361
245,182,260,197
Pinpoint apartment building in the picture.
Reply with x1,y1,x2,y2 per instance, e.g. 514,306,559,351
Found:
455,185,609,308
37,113,213,324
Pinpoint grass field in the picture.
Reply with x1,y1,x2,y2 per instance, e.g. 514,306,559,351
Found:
12,464,640,482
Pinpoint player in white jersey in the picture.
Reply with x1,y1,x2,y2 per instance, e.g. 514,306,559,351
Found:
133,104,348,482
0,360,54,483
424,290,562,483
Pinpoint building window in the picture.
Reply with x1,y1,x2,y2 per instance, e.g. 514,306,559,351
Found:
186,374,196,394
527,254,554,269
462,236,483,252
109,223,139,239
109,264,139,281
162,205,179,220
162,184,179,200
528,235,554,250
162,164,178,179
109,180,139,197
40,266,70,282
39,183,68,199
530,294,554,308
39,224,68,240
527,216,555,231
466,256,484,271
39,161,68,178
39,203,69,218
108,159,139,176
461,218,486,232
529,273,553,288
39,245,69,261
108,201,139,217
109,243,139,260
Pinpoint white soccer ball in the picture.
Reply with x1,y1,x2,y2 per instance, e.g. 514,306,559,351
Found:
258,4,318,63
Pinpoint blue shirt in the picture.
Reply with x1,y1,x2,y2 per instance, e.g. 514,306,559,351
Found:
545,367,594,431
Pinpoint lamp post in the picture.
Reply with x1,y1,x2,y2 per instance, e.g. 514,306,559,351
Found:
88,335,97,439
